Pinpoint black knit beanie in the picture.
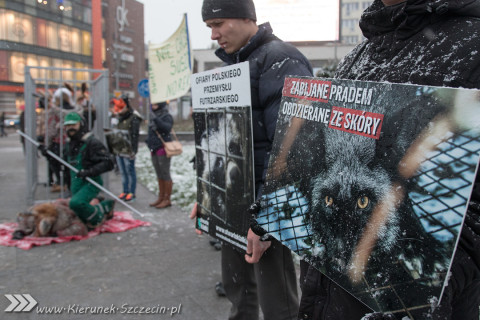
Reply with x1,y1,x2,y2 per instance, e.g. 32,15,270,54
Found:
202,0,256,22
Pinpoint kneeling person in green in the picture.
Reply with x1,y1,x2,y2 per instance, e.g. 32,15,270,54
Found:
64,112,115,228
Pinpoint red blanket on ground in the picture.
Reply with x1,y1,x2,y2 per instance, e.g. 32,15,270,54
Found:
0,211,150,250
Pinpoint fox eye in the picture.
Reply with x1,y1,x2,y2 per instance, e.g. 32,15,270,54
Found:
325,196,334,207
357,196,369,209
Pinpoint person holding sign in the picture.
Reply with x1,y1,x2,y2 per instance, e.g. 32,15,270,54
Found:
197,0,313,319
114,95,142,202
297,0,480,319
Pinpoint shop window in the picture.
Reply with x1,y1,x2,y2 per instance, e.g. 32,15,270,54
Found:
0,51,8,81
27,54,40,79
46,22,59,50
5,11,34,44
36,18,47,47
71,28,81,54
10,53,26,83
59,25,73,52
0,9,7,40
37,56,52,81
82,31,92,56
52,58,62,80
75,62,88,81
61,61,73,81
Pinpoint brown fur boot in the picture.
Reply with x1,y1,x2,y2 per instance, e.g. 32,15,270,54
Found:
149,179,164,207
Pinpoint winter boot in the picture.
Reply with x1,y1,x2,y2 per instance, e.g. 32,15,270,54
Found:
149,179,164,207
86,199,115,229
104,199,116,220
156,180,172,209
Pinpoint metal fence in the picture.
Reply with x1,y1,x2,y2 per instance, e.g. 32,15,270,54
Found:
23,66,109,205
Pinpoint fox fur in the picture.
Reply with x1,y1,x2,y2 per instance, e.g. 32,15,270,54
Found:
13,201,88,239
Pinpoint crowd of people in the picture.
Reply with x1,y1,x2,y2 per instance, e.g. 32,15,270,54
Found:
26,82,178,230
10,0,480,319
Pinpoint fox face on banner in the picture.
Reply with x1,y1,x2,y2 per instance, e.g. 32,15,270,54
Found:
258,77,480,315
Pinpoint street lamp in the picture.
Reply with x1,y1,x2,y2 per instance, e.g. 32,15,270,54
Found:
57,0,64,10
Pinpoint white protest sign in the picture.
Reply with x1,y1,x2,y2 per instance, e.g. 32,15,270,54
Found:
148,14,193,103
191,61,251,109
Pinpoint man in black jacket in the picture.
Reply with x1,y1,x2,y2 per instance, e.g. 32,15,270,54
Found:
298,0,480,319
63,112,115,229
199,0,312,319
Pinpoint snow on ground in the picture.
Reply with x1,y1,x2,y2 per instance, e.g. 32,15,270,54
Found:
136,144,196,212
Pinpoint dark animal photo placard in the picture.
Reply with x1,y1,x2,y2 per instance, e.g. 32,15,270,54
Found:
193,107,254,251
257,77,480,317
191,62,255,252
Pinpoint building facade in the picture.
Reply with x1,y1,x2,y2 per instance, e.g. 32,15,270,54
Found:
102,0,145,110
340,0,372,45
1,0,368,116
0,0,145,115
0,0,96,113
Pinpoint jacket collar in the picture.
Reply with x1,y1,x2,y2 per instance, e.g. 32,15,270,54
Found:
215,22,278,64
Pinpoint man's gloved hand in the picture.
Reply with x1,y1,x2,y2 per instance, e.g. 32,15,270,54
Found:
76,169,92,179
38,144,48,157
248,198,273,241
190,156,196,170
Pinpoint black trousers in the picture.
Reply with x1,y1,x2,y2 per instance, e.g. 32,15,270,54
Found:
222,240,299,320
298,245,480,320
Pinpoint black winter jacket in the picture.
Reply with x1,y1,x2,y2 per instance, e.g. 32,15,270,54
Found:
299,0,480,319
215,22,312,195
145,105,173,153
67,132,114,177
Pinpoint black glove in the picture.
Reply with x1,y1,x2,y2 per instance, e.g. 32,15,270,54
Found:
76,169,92,179
38,144,48,157
248,199,273,240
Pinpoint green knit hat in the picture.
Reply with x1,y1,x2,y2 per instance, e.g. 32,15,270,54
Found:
64,112,82,125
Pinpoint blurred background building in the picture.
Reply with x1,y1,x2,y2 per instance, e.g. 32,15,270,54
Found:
0,0,145,115
0,0,369,120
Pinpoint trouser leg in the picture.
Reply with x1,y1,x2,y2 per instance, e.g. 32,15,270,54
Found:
430,247,480,320
69,183,107,227
116,156,128,193
127,157,136,194
222,244,259,320
255,239,299,320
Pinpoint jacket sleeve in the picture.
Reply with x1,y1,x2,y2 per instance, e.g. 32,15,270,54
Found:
259,57,313,144
258,56,313,189
153,114,174,138
130,116,141,154
84,138,114,176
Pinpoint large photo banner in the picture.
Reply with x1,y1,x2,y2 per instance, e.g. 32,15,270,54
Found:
148,13,193,103
191,62,255,251
258,77,480,316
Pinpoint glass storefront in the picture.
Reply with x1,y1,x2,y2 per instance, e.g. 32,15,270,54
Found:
0,9,91,55
7,52,91,83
